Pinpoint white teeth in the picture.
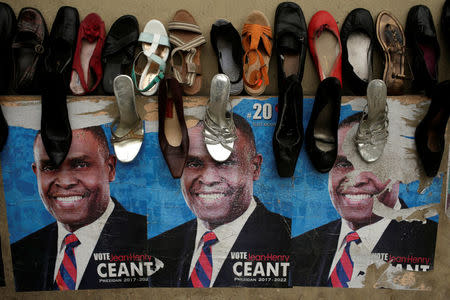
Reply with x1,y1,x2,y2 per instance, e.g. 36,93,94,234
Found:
197,193,224,201
344,194,371,202
56,196,83,203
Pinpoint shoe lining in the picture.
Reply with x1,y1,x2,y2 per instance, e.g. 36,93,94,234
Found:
314,102,336,152
165,90,182,147
419,43,437,79
217,37,240,82
315,30,339,78
282,52,300,77
347,32,371,81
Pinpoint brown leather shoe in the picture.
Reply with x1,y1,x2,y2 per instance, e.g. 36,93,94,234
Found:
158,77,189,178
376,10,406,95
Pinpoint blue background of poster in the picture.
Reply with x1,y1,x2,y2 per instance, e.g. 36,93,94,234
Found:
1,97,441,243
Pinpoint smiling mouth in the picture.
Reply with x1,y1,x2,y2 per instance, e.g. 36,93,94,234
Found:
195,193,226,201
342,193,373,203
51,193,88,207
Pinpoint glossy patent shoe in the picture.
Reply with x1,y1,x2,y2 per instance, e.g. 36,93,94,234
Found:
415,80,450,177
305,77,341,173
158,77,189,178
203,74,237,162
354,79,388,163
40,72,72,166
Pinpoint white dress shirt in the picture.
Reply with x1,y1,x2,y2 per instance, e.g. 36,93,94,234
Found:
328,200,401,287
54,198,115,289
188,198,257,287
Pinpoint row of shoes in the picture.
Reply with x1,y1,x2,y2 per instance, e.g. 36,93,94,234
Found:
272,2,450,178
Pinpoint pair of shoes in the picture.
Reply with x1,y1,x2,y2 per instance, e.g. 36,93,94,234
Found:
0,2,16,151
273,2,307,177
103,15,139,95
132,19,169,96
210,19,243,95
341,8,375,96
415,80,450,177
168,10,206,96
406,5,440,97
308,10,342,84
12,7,48,94
70,13,105,95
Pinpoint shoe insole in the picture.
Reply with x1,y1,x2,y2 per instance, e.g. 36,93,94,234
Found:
103,60,122,94
419,43,437,78
315,30,339,78
367,86,386,125
217,37,240,82
313,102,336,152
347,32,371,81
164,90,182,147
282,52,300,77
139,43,168,95
115,80,138,137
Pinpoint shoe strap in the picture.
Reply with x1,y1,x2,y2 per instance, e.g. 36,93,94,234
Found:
131,51,166,92
203,105,237,152
110,119,144,143
169,33,205,86
12,40,44,88
354,104,389,145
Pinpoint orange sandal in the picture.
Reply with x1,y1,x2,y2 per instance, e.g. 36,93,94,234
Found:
241,10,272,96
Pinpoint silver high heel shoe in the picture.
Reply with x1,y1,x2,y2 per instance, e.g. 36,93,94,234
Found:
203,74,237,162
354,79,389,162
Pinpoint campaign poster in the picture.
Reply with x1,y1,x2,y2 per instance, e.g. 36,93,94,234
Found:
291,96,442,290
0,95,293,290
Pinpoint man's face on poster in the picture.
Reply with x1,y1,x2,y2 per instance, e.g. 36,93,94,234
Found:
32,129,116,232
181,124,262,229
328,122,399,229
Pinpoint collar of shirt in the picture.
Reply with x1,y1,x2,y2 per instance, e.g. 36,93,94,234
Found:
54,198,115,289
189,197,257,287
328,199,401,280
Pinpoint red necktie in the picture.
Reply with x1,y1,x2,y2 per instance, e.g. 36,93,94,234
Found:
328,231,361,288
189,231,218,288
55,233,80,290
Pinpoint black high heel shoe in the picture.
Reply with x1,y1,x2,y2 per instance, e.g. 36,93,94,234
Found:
305,77,342,173
415,80,450,177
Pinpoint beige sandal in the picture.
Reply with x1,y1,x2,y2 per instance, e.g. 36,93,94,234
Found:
168,10,206,95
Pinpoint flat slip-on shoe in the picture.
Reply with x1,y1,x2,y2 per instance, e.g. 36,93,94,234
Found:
12,7,48,94
275,1,307,89
168,10,206,95
415,80,450,177
210,19,243,95
45,6,79,87
242,10,272,96
305,77,341,173
341,8,375,96
406,5,440,97
308,10,342,84
376,11,407,96
158,77,189,178
273,75,303,177
354,79,388,163
40,72,72,166
132,19,169,96
102,15,139,95
70,13,105,95
203,74,237,162
111,75,143,163
0,2,16,94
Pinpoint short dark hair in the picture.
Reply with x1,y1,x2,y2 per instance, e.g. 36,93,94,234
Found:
34,126,110,159
195,113,257,155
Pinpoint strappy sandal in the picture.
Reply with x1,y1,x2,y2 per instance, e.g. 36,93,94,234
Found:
111,75,144,163
241,10,272,96
376,11,409,95
168,10,206,95
132,19,170,96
